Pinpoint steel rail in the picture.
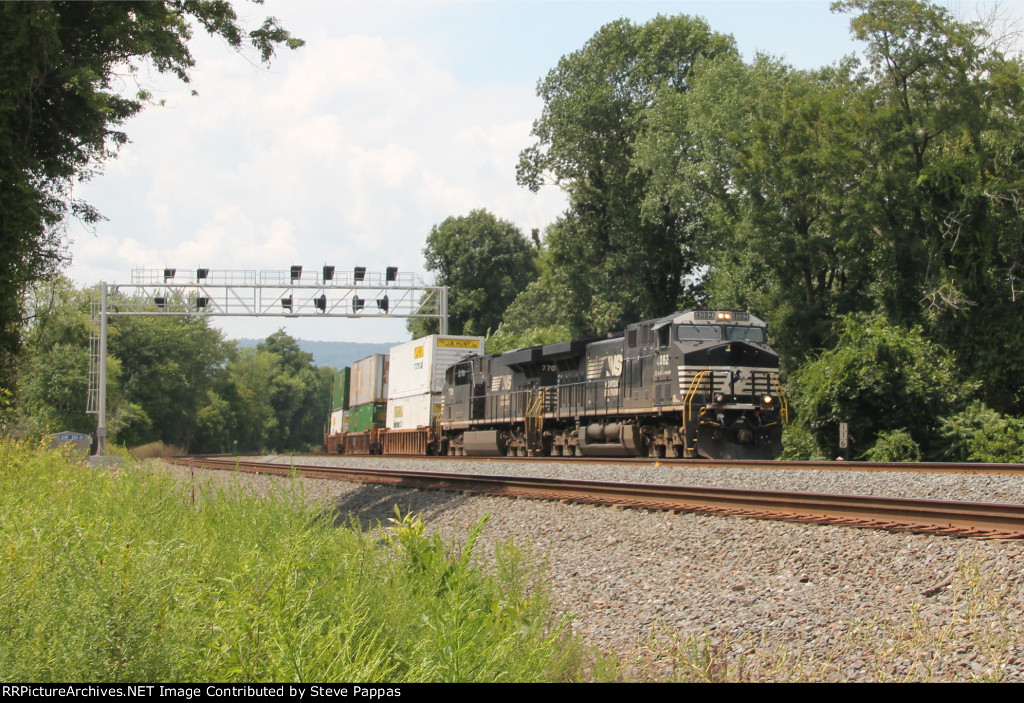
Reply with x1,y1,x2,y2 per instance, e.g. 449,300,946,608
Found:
168,457,1024,540
283,452,1024,476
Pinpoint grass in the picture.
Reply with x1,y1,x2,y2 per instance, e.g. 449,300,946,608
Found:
0,439,594,682
128,441,185,460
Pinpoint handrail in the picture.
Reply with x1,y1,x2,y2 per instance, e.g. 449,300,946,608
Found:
769,372,789,424
683,370,709,426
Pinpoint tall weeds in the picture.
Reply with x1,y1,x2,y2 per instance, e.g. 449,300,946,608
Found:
0,440,586,682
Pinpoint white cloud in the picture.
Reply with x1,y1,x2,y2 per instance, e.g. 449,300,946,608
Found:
67,5,571,341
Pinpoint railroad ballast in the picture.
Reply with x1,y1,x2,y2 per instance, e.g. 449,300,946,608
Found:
323,310,787,460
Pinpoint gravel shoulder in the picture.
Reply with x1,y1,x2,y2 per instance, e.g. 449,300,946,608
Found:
160,456,1024,682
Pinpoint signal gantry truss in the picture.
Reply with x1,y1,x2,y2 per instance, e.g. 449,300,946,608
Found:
105,267,447,320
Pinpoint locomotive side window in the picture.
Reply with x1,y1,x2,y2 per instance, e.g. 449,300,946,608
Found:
656,324,670,349
677,325,721,342
454,363,471,385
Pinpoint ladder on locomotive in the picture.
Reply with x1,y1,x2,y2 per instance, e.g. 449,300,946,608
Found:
683,370,713,455
524,387,550,456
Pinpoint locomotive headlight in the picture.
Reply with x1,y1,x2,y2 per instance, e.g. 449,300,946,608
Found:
716,312,732,321
762,395,774,405
714,393,725,403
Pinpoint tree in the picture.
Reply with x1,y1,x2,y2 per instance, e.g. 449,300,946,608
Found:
10,277,143,440
637,53,874,365
785,315,974,460
195,330,333,453
410,209,538,337
256,330,332,451
518,15,735,334
833,0,1024,413
107,308,234,452
0,1,302,389
13,278,98,436
939,401,1024,463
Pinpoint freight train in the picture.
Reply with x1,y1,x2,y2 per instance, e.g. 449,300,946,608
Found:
324,310,787,460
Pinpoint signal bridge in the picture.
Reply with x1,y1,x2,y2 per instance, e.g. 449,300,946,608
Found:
87,266,449,455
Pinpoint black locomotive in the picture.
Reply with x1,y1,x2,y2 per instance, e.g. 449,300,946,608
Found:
438,310,786,460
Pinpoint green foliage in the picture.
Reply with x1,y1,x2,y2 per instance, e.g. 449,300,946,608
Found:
834,0,1024,413
411,209,538,338
488,230,593,346
193,329,332,454
519,15,734,335
786,315,973,460
253,331,332,452
0,440,588,682
778,423,829,461
939,401,1024,463
639,53,873,364
107,305,234,451
0,2,302,390
11,277,138,438
485,325,574,355
863,429,922,463
12,278,91,433
9,280,330,454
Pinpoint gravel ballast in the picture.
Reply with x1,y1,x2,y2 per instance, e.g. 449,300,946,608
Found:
164,456,1024,682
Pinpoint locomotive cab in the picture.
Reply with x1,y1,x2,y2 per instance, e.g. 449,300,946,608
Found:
668,311,785,459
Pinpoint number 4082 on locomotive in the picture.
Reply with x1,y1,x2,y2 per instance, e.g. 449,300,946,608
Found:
439,309,787,460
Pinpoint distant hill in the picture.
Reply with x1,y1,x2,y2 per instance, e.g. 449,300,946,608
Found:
235,338,402,370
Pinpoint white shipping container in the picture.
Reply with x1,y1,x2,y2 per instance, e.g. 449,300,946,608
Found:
329,409,348,435
350,353,389,406
386,392,443,430
387,335,485,399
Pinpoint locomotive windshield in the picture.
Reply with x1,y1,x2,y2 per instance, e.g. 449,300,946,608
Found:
677,325,720,341
723,326,766,343
677,324,766,344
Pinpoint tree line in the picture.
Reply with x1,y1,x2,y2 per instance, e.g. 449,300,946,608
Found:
417,1,1024,462
11,277,332,454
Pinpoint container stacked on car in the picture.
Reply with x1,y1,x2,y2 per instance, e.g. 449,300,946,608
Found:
323,335,485,455
344,353,389,454
324,368,350,454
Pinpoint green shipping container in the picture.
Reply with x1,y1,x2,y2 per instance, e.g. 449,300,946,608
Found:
348,402,387,434
331,368,351,411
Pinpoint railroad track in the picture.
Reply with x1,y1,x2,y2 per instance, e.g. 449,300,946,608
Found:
168,456,1024,540
284,452,1024,476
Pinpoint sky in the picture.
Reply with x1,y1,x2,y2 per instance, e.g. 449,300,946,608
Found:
64,0,1007,343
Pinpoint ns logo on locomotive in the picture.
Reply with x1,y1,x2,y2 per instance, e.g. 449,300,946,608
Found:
325,310,787,460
